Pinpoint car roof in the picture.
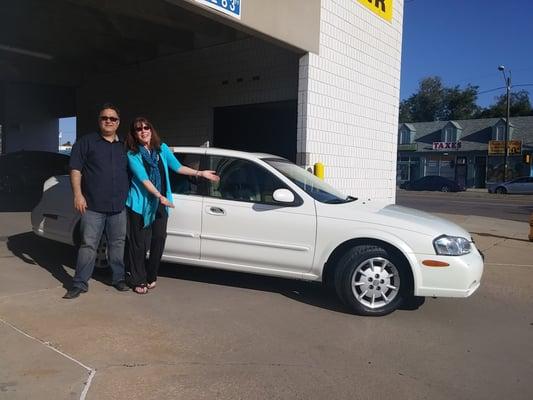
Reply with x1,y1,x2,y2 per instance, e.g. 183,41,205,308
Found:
167,146,285,161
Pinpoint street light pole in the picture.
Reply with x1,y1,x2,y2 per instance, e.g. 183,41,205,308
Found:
498,65,511,182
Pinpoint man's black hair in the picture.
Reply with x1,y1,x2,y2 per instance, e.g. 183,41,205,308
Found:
99,103,120,117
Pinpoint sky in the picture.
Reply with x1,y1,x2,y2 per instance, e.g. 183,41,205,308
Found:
400,0,533,108
59,117,76,145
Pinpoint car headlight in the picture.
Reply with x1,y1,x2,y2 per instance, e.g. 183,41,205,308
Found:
433,235,472,256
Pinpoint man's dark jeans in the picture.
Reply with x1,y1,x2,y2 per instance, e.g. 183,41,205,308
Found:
72,209,126,291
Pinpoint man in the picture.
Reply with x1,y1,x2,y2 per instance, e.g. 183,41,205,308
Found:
63,104,130,299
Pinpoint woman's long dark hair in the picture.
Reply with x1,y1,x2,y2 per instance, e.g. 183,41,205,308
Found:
125,117,162,153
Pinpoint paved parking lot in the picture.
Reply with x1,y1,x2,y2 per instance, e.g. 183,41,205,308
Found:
1,211,532,400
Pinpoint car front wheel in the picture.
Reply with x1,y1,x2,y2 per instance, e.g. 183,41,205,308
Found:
495,186,507,194
440,185,450,192
334,245,410,316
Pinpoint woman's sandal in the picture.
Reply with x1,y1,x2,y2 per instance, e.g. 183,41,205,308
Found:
147,281,157,290
134,285,148,294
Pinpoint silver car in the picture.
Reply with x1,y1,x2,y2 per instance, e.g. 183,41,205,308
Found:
488,177,533,194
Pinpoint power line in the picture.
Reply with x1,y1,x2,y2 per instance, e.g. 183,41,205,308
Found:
478,84,533,95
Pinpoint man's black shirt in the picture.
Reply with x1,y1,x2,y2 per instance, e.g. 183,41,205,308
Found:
69,132,129,213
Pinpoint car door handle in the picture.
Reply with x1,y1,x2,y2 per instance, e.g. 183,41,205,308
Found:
206,206,225,216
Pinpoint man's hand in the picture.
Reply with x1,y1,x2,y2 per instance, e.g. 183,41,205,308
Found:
74,194,87,214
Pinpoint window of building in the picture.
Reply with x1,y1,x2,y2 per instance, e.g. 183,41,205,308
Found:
399,129,411,144
494,125,505,141
443,126,457,142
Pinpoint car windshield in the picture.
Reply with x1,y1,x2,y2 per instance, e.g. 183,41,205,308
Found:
264,158,354,204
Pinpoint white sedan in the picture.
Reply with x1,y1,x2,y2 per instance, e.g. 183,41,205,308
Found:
32,147,483,316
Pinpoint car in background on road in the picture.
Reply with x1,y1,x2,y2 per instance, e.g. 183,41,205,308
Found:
32,147,484,316
400,175,465,192
0,151,70,210
487,177,533,194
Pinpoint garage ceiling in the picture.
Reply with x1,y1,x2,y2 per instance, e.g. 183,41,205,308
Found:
0,0,248,87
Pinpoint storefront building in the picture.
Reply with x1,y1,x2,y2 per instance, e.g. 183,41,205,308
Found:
397,116,533,188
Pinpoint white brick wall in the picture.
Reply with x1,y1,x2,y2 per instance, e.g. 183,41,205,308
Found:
298,0,404,201
77,38,299,145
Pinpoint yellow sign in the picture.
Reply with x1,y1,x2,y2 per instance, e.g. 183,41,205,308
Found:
357,0,393,22
488,140,522,155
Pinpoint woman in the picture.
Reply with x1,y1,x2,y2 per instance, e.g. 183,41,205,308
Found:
125,117,219,294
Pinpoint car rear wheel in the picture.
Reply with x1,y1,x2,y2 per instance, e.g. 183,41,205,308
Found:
334,245,410,316
440,185,450,192
495,186,507,194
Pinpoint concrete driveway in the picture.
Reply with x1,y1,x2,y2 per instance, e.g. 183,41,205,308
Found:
1,212,532,400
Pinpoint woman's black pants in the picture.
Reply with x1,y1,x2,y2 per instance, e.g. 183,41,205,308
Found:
126,205,168,287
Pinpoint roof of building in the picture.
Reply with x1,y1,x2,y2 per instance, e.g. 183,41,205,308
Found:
399,116,533,152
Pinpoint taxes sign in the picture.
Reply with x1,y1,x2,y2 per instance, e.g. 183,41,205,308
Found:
357,0,393,22
195,0,241,19
432,142,462,151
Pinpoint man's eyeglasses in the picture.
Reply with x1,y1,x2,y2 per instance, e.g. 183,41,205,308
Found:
135,126,151,132
100,116,119,122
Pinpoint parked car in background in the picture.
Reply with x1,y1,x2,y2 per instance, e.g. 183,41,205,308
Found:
0,151,70,210
487,177,533,194
400,175,465,192
32,147,483,316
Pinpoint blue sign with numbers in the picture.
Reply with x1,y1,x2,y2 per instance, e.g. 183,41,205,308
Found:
195,0,241,19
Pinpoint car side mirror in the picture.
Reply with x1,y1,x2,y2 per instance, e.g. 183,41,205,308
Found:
273,188,294,203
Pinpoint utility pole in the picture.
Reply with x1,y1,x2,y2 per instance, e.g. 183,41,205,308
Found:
498,65,511,181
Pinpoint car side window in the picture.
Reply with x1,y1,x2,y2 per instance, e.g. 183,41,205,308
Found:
206,156,287,204
169,153,202,195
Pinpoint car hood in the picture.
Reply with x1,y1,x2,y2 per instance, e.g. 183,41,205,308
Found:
316,199,471,239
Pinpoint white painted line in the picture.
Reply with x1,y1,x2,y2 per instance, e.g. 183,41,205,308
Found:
0,317,95,400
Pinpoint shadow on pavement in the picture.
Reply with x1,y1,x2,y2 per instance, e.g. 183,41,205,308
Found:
6,232,110,290
158,262,425,315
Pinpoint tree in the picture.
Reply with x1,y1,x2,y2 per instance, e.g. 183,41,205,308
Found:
399,77,479,122
477,89,533,118
443,84,480,120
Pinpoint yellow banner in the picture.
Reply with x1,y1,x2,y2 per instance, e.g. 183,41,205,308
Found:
357,0,393,22
488,140,522,155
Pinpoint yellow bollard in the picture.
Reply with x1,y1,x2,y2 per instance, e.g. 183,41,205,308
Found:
314,162,324,180
529,212,533,242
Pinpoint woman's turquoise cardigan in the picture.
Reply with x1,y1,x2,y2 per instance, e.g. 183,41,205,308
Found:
126,143,182,227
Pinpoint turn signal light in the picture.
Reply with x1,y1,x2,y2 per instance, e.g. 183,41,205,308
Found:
422,260,450,267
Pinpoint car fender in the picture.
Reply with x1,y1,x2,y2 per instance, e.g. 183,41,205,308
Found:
313,225,423,292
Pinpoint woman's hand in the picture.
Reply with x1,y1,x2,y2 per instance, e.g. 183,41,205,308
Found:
199,170,220,182
159,195,175,208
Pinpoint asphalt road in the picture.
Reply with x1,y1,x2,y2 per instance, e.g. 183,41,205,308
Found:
0,212,532,400
397,190,533,222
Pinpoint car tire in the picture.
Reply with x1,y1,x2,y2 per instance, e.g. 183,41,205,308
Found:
334,245,410,316
440,185,450,192
495,186,507,194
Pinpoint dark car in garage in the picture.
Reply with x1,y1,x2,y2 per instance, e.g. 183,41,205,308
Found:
399,175,465,192
0,151,70,210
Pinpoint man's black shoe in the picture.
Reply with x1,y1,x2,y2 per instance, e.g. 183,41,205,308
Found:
63,287,86,299
113,281,129,292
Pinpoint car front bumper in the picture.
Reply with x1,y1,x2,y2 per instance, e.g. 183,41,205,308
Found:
413,246,484,298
